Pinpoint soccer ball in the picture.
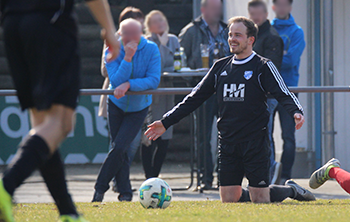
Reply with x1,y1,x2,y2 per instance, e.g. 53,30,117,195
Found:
138,178,172,209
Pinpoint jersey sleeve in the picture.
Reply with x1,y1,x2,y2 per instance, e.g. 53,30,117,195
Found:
260,61,304,116
161,65,217,129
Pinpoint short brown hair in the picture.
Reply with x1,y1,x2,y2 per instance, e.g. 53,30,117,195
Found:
119,7,144,24
228,16,258,45
248,0,268,13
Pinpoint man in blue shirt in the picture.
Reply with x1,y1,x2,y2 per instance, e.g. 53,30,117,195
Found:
92,18,161,203
268,0,305,184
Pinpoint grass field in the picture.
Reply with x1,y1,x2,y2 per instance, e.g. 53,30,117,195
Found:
13,199,350,222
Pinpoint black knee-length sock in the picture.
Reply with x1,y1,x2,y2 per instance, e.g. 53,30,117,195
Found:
2,135,51,196
39,150,78,216
269,185,294,202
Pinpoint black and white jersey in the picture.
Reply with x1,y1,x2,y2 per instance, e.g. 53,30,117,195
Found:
162,52,303,144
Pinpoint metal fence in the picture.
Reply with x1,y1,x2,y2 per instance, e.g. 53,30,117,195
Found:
1,86,350,96
0,86,349,191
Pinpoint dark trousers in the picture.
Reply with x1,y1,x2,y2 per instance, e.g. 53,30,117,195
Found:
269,100,296,180
141,138,169,179
276,103,296,179
94,100,148,194
198,95,218,185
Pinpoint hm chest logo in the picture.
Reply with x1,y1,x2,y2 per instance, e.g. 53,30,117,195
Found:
223,83,245,102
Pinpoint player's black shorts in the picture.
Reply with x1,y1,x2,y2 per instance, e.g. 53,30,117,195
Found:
218,131,270,188
2,12,80,111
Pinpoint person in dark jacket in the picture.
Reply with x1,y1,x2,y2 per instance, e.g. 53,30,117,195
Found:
179,0,230,69
178,0,231,189
248,0,283,70
248,0,284,185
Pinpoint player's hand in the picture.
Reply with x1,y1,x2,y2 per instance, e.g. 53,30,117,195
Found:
145,121,166,141
114,82,130,99
124,42,138,62
294,113,305,130
102,29,120,62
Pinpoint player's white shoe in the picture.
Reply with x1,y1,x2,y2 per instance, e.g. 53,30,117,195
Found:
309,158,341,189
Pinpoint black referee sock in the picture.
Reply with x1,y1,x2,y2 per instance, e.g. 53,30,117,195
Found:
39,150,78,216
2,135,51,196
269,185,294,202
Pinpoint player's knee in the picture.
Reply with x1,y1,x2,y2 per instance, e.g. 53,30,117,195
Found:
220,187,241,203
250,189,270,203
221,196,240,203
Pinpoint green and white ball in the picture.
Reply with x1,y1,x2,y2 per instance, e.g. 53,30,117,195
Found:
139,178,172,209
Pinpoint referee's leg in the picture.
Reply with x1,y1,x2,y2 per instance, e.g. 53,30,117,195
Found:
28,104,75,152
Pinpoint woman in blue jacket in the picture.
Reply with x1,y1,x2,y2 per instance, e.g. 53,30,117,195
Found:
92,18,161,202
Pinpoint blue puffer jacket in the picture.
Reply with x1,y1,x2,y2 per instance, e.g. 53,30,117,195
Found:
105,36,161,112
272,14,305,87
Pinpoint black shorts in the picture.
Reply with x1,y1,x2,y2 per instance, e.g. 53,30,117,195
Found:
2,12,80,111
218,132,270,188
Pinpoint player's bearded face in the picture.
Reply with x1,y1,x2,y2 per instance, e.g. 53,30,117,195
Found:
229,38,249,54
228,23,250,55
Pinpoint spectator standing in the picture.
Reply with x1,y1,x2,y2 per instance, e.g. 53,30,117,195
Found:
99,6,145,194
92,19,161,202
248,0,284,185
178,0,230,189
270,0,306,184
142,10,180,178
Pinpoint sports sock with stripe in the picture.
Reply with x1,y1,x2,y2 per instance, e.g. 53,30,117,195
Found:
269,184,294,202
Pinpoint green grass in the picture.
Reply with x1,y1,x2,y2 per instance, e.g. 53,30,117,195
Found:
13,199,350,222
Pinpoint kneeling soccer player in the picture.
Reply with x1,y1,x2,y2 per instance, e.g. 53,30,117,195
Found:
145,16,315,203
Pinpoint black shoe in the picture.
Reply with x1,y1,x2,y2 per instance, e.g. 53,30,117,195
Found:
118,193,132,202
92,191,104,202
285,179,316,201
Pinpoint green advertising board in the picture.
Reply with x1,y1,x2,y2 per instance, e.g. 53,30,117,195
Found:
0,95,109,165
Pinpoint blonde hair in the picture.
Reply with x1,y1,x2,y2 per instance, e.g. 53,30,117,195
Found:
144,10,169,36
